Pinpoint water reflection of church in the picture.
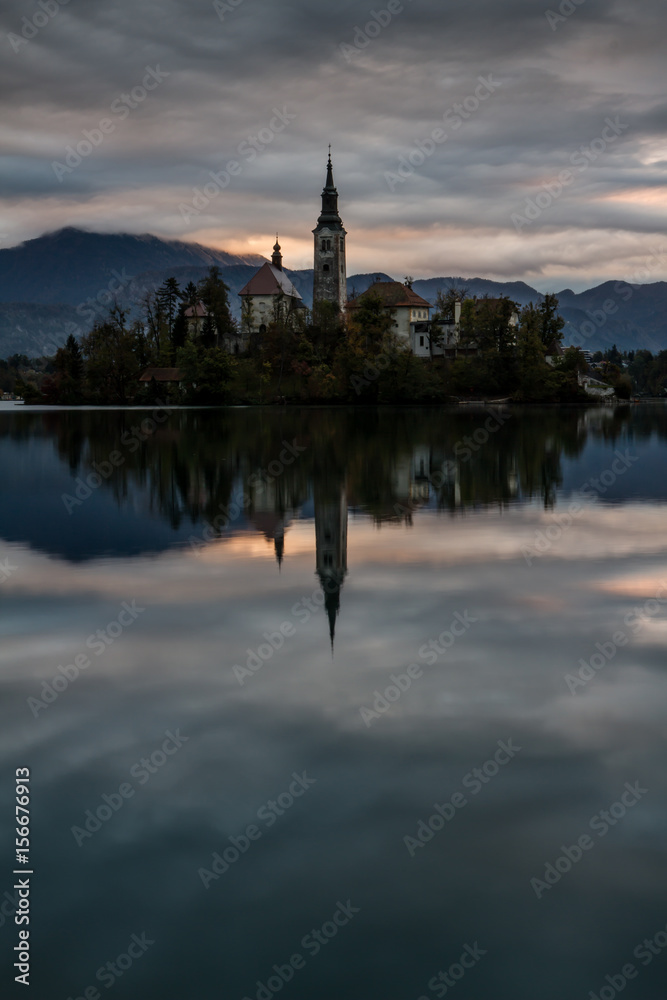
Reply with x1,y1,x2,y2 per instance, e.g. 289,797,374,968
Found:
245,433,524,648
248,476,348,648
315,484,348,649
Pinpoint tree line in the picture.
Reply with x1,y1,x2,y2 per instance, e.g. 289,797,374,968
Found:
7,275,645,405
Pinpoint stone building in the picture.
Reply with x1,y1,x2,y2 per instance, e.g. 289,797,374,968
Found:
347,280,432,354
313,153,347,314
238,239,303,338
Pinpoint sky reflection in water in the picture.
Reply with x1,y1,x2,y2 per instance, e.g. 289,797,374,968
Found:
0,405,666,1000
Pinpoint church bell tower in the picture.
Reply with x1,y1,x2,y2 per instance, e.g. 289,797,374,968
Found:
313,151,347,314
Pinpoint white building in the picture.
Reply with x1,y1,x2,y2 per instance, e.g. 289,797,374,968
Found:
238,240,303,338
347,280,433,353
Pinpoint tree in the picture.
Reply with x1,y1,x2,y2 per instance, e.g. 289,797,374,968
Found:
176,343,235,404
142,290,166,361
604,343,623,366
262,318,297,396
309,300,344,362
459,295,519,392
514,306,558,401
48,334,84,403
197,267,236,348
156,277,180,343
172,302,188,353
460,295,518,355
201,311,216,349
538,293,565,351
347,292,396,353
430,287,466,357
81,307,150,403
240,297,255,349
183,281,198,309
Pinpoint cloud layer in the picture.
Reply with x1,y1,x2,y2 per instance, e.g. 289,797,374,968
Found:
1,0,667,290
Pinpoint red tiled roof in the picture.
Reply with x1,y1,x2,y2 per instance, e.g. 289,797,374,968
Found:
349,281,431,309
184,302,209,318
139,367,182,383
239,263,302,299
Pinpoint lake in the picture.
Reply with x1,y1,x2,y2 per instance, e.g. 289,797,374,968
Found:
1,403,666,999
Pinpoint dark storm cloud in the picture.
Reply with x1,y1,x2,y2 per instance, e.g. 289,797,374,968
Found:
1,0,666,285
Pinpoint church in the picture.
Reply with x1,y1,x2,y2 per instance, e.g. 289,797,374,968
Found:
238,151,348,333
238,152,445,356
312,151,347,313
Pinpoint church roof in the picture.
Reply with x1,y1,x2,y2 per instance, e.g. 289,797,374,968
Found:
184,302,209,318
349,281,431,310
239,262,302,300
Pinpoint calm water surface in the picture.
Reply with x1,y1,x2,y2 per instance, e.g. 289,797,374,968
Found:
1,404,666,999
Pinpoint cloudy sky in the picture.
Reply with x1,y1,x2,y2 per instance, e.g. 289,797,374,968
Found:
1,0,666,291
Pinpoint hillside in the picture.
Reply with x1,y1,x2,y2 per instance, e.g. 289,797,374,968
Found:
0,228,265,307
1,228,666,357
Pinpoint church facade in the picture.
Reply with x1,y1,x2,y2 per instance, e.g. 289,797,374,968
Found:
238,153,464,360
238,238,303,339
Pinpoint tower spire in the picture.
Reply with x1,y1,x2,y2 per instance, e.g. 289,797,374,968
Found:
271,235,283,271
313,148,347,313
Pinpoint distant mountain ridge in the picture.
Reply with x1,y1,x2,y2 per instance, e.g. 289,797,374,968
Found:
0,228,265,306
0,228,665,357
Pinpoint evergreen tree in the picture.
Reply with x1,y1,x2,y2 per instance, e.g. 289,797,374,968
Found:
197,267,236,348
52,333,85,403
538,293,565,350
81,307,150,404
157,277,180,342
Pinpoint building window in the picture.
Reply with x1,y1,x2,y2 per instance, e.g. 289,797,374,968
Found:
323,264,330,273
419,336,424,347
259,324,266,335
321,239,331,251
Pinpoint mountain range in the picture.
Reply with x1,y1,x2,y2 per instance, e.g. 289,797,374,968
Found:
0,228,665,357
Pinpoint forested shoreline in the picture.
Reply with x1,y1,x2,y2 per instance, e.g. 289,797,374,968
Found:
3,269,661,406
